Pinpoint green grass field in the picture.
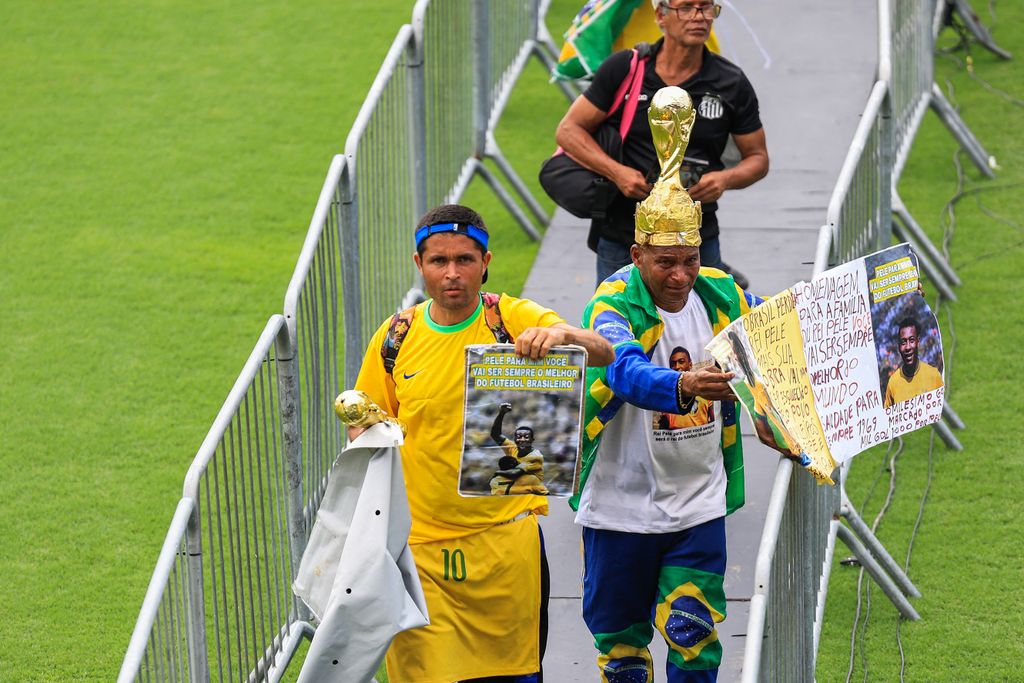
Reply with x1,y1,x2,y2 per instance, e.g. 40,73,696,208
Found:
0,2,576,681
815,5,1024,681
2,1,1019,681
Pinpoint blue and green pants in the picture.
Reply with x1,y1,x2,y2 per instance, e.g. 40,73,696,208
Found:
582,517,727,683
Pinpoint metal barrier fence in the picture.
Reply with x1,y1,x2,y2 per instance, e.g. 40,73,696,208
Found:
416,3,475,207
341,24,422,384
885,0,989,306
120,316,304,683
741,81,890,683
886,0,934,179
283,156,347,570
338,0,556,385
823,82,894,265
885,0,994,179
741,0,986,676
744,460,836,683
121,2,558,680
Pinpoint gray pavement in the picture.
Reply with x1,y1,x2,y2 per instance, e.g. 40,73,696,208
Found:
521,1,876,679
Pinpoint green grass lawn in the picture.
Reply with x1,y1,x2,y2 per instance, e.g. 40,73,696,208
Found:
6,0,1016,681
814,5,1024,681
0,2,408,680
0,1,579,681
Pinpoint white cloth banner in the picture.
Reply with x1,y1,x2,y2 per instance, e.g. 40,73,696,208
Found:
293,422,428,683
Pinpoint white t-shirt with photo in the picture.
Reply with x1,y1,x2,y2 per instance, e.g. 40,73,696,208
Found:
575,292,726,533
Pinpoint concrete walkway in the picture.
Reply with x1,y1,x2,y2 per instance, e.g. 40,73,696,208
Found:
522,2,876,679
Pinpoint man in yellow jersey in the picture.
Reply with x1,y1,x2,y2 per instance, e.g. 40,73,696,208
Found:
350,204,613,683
883,317,944,407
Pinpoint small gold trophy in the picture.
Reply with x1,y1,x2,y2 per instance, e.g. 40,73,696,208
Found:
634,86,702,247
334,390,406,435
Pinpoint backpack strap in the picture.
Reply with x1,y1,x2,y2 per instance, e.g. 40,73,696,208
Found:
551,43,651,158
381,306,416,375
615,43,650,142
381,294,511,375
481,292,512,343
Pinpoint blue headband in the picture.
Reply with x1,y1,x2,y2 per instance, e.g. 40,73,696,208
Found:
414,222,489,250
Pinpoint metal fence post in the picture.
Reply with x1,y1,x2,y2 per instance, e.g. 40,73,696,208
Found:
890,196,960,297
878,89,894,251
407,23,428,223
533,0,582,103
470,0,544,240
840,492,921,598
185,505,211,683
835,524,920,620
472,0,490,158
339,162,362,390
275,321,308,622
486,132,549,229
474,157,542,242
938,0,1012,59
405,17,428,305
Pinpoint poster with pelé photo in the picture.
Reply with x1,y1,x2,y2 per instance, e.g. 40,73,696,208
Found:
458,344,587,498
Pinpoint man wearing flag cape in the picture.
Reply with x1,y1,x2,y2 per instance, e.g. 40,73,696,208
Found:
571,86,787,682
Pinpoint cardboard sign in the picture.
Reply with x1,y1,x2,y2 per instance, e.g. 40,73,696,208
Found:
707,244,944,483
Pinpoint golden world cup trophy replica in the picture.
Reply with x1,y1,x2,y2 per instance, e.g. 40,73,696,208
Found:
334,390,407,436
634,86,702,246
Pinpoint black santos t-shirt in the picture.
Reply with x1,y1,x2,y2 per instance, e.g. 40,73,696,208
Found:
583,40,762,243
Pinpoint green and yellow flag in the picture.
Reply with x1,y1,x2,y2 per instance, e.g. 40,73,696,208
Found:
554,0,719,81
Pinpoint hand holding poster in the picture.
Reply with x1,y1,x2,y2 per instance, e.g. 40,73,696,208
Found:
458,344,587,498
706,244,945,483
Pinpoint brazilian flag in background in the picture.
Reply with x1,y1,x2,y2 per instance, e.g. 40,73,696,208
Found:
553,0,720,81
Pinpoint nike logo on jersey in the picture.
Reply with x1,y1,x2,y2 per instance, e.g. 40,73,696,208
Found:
403,370,422,379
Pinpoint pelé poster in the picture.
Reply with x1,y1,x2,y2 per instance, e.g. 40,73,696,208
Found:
458,344,587,498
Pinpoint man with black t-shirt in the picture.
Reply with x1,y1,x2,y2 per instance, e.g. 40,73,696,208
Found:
556,0,769,286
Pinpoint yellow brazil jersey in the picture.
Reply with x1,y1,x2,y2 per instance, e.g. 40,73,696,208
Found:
884,361,944,407
355,293,563,545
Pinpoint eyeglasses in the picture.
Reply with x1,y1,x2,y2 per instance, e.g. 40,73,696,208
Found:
663,3,722,20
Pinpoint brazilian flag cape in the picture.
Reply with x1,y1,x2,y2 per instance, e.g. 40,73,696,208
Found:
569,265,761,513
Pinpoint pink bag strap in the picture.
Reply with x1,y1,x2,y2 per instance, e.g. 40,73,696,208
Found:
608,48,648,142
551,48,648,157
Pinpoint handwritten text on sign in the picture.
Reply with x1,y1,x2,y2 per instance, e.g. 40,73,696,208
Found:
745,291,832,472
794,264,881,462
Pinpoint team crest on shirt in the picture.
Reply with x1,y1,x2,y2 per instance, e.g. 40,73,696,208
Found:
698,94,724,120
